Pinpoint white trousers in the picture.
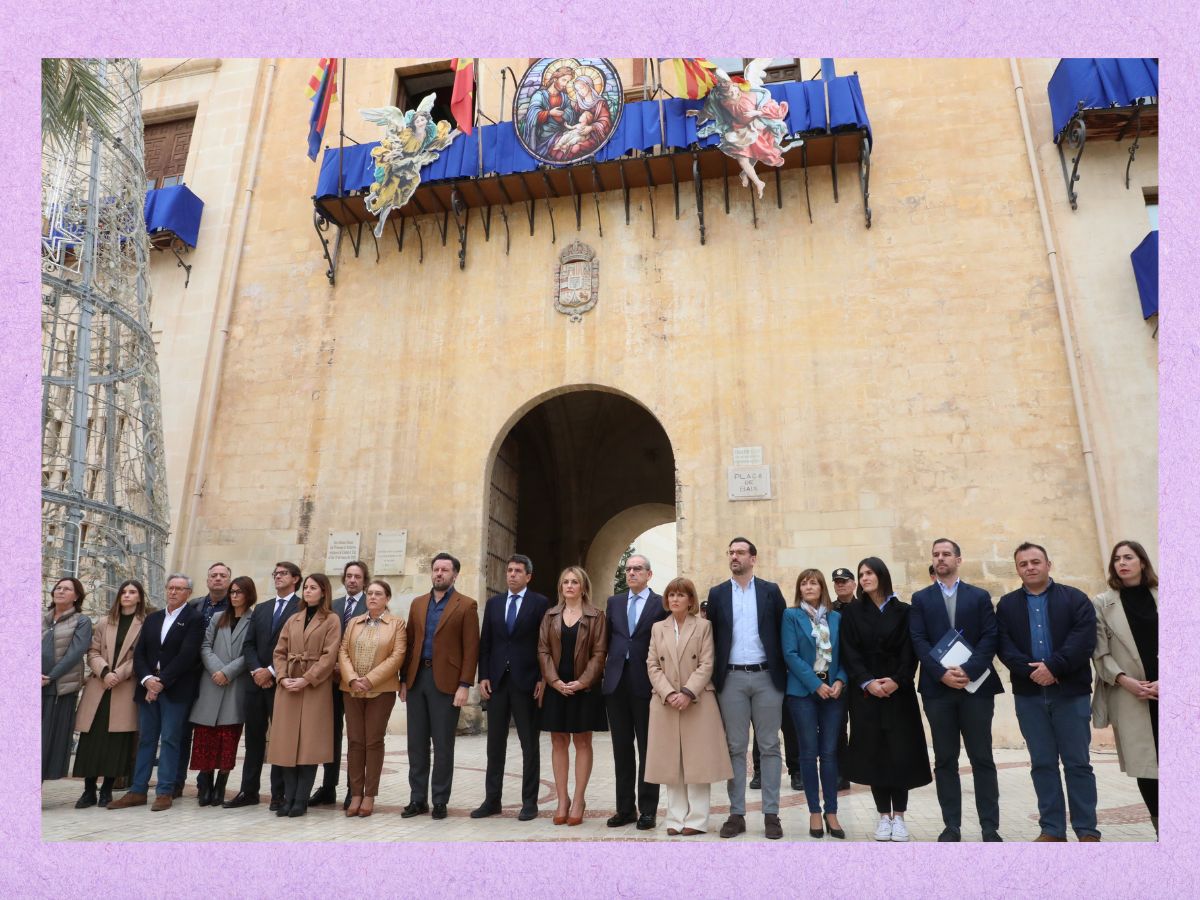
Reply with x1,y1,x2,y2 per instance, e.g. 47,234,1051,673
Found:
664,782,711,832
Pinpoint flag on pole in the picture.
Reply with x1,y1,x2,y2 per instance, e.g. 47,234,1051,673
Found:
451,57,475,136
307,57,338,161
670,58,750,98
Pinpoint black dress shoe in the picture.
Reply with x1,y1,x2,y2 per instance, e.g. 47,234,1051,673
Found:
269,797,286,812
308,786,336,806
636,814,656,830
343,792,352,811
288,804,308,817
938,827,962,842
75,788,98,809
401,801,430,818
470,801,501,819
606,811,638,827
275,804,290,817
749,772,762,790
223,791,260,809
824,813,846,840
982,831,1004,842
431,803,448,819
517,806,538,821
790,773,804,792
97,784,113,808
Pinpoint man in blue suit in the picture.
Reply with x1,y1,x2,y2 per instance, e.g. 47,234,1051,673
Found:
472,554,550,821
996,542,1099,842
602,553,669,830
707,537,788,840
910,538,1004,842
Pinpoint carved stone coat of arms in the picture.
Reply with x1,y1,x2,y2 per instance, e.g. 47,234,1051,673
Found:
554,241,599,322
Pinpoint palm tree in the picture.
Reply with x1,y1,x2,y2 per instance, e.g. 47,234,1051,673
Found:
41,58,116,151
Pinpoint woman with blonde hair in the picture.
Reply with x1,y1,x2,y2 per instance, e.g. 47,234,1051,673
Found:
267,572,341,817
72,579,146,807
644,577,732,835
538,565,608,825
1093,540,1159,834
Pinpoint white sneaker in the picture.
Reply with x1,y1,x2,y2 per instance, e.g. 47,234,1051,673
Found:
874,814,893,841
890,817,910,842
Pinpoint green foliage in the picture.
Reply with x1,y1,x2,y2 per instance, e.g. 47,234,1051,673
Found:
613,545,634,595
42,58,116,152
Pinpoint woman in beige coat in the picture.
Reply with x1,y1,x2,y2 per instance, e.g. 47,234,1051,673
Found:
72,579,146,807
267,572,341,817
644,577,732,835
338,578,406,818
1093,540,1159,834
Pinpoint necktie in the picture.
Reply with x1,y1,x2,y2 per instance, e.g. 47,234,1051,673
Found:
344,597,356,626
272,598,286,631
626,593,638,659
506,595,519,634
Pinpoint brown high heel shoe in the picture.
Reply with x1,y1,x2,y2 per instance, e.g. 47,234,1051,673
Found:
346,796,362,817
358,797,375,818
567,799,586,826
553,797,571,826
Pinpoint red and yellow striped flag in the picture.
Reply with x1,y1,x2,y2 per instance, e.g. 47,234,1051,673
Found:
451,57,475,135
671,58,751,98
307,58,338,103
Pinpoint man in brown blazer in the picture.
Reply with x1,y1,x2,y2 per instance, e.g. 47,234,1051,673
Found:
399,552,479,819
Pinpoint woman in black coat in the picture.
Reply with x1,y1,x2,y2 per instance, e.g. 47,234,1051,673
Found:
840,557,931,842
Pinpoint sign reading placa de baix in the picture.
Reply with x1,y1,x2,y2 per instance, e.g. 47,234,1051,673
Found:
728,465,771,501
326,531,361,575
374,530,408,575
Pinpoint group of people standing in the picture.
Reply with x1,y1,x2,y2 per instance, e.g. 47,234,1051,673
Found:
42,535,1158,841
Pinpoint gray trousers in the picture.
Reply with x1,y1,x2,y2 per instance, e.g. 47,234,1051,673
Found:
718,669,784,815
406,668,460,806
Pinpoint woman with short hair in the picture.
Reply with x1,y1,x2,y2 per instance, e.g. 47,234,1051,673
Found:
644,577,731,835
72,579,146,807
43,576,94,781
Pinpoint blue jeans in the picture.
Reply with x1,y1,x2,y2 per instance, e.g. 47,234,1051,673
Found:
131,694,189,797
786,692,845,814
1014,691,1099,838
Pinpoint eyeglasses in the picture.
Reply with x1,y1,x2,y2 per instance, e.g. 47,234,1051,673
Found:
272,571,291,578
166,585,189,593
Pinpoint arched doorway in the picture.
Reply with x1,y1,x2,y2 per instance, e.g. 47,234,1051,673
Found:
483,387,676,604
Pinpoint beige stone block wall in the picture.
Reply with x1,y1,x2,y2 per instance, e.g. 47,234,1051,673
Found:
148,59,1157,748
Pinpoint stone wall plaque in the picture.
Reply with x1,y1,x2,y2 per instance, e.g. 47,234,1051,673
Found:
728,465,771,500
326,531,361,575
732,446,764,466
374,530,408,575
554,240,599,322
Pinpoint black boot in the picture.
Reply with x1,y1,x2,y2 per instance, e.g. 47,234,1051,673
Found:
196,770,214,806
211,772,229,808
749,771,762,790
98,778,113,808
75,778,98,809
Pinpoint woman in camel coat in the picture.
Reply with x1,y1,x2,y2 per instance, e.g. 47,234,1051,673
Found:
338,578,406,817
644,577,732,836
72,579,147,807
267,572,341,817
1093,540,1160,833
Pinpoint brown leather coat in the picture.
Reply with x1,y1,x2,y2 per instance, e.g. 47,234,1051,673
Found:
537,602,608,690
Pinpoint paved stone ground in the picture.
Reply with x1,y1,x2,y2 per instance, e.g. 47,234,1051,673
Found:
42,733,1155,843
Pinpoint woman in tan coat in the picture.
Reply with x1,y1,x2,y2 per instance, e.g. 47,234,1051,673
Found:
338,578,405,818
644,577,732,835
538,566,608,826
1093,540,1159,834
267,572,341,817
72,579,146,808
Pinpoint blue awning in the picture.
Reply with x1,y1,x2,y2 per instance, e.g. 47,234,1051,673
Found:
1048,58,1158,142
144,184,204,249
315,74,871,200
1131,230,1158,319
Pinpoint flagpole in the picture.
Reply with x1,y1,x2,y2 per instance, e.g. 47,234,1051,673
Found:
475,57,483,178
337,58,346,198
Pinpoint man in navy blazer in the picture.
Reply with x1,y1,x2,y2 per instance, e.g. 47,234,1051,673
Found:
471,554,550,821
996,542,1099,842
910,538,1004,842
706,537,788,840
224,561,301,810
108,574,204,811
602,553,669,830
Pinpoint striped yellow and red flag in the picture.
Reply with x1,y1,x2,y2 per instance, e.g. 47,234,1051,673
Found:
451,57,475,135
673,58,719,98
307,58,338,103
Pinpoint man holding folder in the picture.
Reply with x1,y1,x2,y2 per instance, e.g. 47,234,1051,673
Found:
909,538,1004,842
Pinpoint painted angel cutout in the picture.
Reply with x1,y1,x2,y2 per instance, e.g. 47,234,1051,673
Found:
360,94,459,237
689,58,803,198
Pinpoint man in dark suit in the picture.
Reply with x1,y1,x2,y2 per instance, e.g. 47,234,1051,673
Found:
400,551,480,820
174,561,231,800
996,541,1099,842
706,537,788,840
108,574,204,811
223,561,301,810
602,552,669,830
910,538,1004,842
830,566,856,791
471,553,550,821
311,559,369,810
